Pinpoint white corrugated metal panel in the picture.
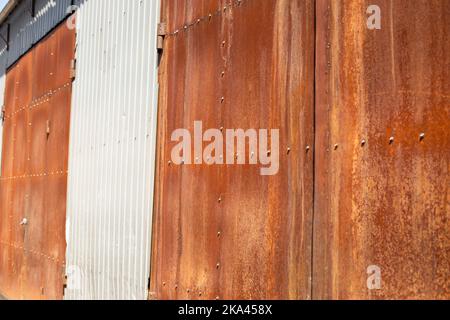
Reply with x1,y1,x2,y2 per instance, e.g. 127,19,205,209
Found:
65,0,160,300
6,0,72,67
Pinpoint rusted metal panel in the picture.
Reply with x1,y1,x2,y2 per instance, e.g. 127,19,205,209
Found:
313,0,450,299
151,0,315,300
0,20,75,300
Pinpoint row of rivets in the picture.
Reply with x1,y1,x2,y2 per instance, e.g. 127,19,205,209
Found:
332,133,426,151
3,82,71,120
0,170,68,181
165,0,246,37
0,241,62,264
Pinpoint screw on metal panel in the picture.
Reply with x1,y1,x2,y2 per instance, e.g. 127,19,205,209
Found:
306,145,311,152
389,137,394,144
216,263,220,269
168,161,172,166
199,292,202,297
361,139,366,147
220,127,224,132
217,232,221,237
221,71,225,77
267,150,271,156
208,14,212,20
187,289,190,293
287,147,291,155
215,296,220,300
221,41,226,47
334,144,339,150
218,197,222,203
220,97,225,103
419,133,425,141
163,282,166,286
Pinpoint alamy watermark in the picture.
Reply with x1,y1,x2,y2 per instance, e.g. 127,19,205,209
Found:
171,121,280,176
367,265,382,290
367,5,381,30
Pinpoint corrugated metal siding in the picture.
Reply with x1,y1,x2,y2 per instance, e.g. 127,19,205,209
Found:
65,0,160,300
6,0,73,68
0,20,75,300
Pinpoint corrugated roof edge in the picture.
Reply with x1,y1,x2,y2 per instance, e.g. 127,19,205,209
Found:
0,0,21,28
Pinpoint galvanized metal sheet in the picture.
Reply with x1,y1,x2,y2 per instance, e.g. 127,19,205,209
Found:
0,20,75,300
64,0,160,300
313,0,450,299
6,0,73,68
151,0,315,300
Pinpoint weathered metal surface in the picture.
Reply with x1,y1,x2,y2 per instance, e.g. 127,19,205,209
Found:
313,0,450,299
0,20,75,300
151,0,315,300
65,0,160,300
5,0,73,68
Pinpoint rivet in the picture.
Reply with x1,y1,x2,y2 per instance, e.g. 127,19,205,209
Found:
306,145,311,152
221,41,226,47
389,137,394,144
216,263,220,269
187,289,190,293
267,150,271,156
217,232,221,237
419,133,425,141
334,144,339,150
218,197,222,203
287,147,291,154
361,139,366,147
215,296,220,300
220,97,225,103
168,161,172,166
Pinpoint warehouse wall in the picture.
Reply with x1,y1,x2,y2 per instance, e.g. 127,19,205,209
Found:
64,0,160,300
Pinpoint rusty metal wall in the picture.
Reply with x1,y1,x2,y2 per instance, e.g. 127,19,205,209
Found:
151,0,315,300
0,20,75,300
313,0,450,299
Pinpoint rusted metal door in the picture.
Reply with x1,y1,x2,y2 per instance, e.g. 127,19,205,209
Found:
0,21,75,300
313,0,449,299
151,0,315,300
